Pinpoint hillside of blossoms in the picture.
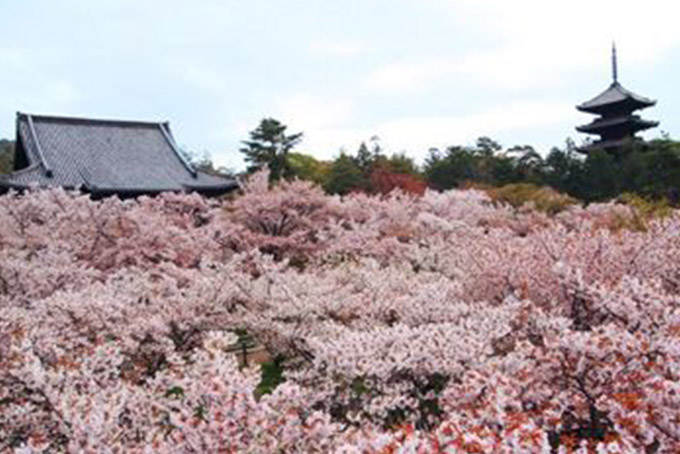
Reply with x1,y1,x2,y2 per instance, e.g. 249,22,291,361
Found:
1,170,680,453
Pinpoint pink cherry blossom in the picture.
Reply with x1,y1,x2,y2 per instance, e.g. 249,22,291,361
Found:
1,170,679,453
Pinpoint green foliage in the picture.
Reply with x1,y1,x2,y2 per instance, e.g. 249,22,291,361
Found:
0,139,14,174
542,143,582,195
375,152,419,176
165,386,185,399
255,357,286,397
242,131,680,204
323,140,424,195
424,137,541,190
422,136,680,205
424,147,475,190
475,136,502,156
562,141,680,203
288,152,330,185
240,118,303,182
637,139,680,200
487,183,576,215
578,149,619,200
506,145,543,183
613,193,674,231
324,153,366,195
354,141,375,175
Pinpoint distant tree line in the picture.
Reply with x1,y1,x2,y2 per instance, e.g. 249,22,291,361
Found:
241,118,680,204
240,119,425,195
3,117,680,203
422,136,680,203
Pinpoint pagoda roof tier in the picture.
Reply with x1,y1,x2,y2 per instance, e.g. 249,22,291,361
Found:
576,115,659,135
577,82,656,115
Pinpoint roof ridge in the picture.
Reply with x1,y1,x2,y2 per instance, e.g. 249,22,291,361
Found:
17,112,167,128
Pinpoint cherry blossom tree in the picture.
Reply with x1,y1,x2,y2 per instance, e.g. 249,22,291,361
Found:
1,170,679,453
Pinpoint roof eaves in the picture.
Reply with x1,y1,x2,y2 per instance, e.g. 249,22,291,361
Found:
616,84,656,105
1,162,43,178
158,123,198,178
182,181,240,192
577,83,656,112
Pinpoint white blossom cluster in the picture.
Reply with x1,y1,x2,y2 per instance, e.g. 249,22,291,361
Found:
1,172,679,453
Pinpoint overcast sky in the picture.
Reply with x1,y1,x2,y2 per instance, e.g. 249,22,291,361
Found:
1,0,679,170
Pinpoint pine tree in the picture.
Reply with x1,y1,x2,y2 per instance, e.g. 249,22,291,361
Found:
324,153,365,195
240,118,303,181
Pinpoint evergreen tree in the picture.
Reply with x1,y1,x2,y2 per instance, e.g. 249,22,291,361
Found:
643,140,680,201
580,149,619,201
324,153,365,195
475,136,501,157
384,153,419,176
240,118,303,181
543,147,579,193
354,142,373,175
424,146,478,189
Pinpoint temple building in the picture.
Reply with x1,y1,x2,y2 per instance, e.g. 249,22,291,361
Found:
0,113,238,197
576,45,658,153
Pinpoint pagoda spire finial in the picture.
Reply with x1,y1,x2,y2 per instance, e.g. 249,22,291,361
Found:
612,41,618,84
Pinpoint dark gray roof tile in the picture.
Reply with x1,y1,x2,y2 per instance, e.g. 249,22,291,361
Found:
577,82,656,114
0,113,238,197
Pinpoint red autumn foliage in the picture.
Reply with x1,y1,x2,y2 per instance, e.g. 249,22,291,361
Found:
369,167,427,196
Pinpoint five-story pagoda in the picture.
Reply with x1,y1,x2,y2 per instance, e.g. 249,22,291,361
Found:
576,44,658,153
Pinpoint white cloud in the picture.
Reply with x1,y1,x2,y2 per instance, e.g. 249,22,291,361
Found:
365,0,680,95
298,100,576,161
3,0,677,165
0,48,26,68
463,0,680,57
364,58,454,94
46,82,80,107
309,39,371,57
13,82,81,116
274,93,354,131
373,101,575,156
210,93,359,164
174,64,231,96
377,101,574,150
